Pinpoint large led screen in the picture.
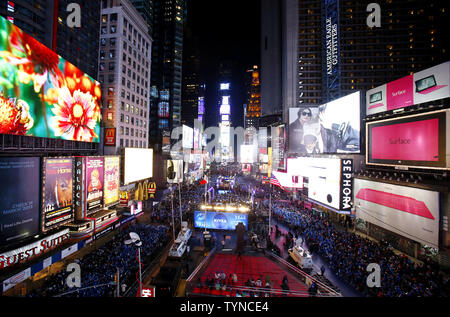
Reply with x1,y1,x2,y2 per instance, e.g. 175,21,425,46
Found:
0,157,40,245
194,211,248,230
0,16,101,142
42,157,74,232
288,92,361,154
124,148,153,184
367,109,450,169
104,156,120,207
354,179,439,248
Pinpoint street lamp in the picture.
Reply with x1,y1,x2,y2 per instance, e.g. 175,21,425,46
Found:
125,232,143,297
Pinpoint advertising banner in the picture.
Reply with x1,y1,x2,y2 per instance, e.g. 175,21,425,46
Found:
289,92,360,154
194,211,248,230
104,156,120,207
0,157,40,245
124,148,153,184
354,179,439,248
0,229,70,269
272,124,286,171
104,128,116,146
182,125,194,149
367,109,450,169
0,16,101,142
340,159,353,211
167,159,183,183
42,158,74,232
86,157,104,214
366,61,450,115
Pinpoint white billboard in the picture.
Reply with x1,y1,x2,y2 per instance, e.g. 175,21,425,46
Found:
286,157,350,211
240,144,256,163
124,148,153,184
354,179,439,248
182,125,194,149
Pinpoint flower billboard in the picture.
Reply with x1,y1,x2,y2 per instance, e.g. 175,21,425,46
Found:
0,16,101,142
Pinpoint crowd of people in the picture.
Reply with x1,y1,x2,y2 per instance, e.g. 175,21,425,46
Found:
268,194,450,297
26,224,169,297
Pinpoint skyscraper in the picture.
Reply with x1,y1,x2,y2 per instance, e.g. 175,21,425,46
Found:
244,65,261,129
99,0,152,155
261,0,450,116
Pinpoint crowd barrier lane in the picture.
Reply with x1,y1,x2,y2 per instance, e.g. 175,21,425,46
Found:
268,252,342,297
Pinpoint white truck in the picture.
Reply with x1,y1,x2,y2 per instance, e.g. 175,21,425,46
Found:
288,245,313,271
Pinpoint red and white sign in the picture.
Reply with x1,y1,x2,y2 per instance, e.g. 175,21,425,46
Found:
137,287,155,297
354,179,439,248
367,61,450,115
104,128,116,146
0,229,70,269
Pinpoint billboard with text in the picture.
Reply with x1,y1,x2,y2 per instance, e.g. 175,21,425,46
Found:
0,157,40,245
367,109,450,169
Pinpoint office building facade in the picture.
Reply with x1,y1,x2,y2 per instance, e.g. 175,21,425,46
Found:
99,0,152,155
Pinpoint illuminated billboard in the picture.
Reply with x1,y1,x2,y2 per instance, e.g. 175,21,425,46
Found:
167,159,184,183
194,211,247,230
0,157,40,245
289,91,361,154
366,61,450,116
240,144,256,163
367,109,450,170
124,148,153,184
354,179,439,248
0,16,101,142
182,125,194,149
220,83,230,90
104,156,120,207
42,157,74,232
85,157,104,214
286,157,353,212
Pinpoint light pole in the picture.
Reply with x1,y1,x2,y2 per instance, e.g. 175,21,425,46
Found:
125,232,143,297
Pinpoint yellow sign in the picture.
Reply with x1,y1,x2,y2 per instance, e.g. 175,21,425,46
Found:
268,147,272,178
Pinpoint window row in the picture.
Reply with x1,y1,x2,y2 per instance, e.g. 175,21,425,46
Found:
119,139,146,149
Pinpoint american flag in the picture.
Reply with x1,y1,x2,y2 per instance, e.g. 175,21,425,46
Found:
270,175,281,188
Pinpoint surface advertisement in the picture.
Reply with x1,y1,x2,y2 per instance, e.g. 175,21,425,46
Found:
182,125,194,149
0,157,40,245
194,211,248,230
367,109,450,169
0,16,101,142
366,61,450,115
289,92,361,154
42,158,73,232
104,156,120,207
354,178,439,248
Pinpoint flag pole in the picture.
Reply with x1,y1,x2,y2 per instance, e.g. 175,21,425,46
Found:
269,181,272,237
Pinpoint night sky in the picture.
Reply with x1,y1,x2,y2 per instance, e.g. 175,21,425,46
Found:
184,0,261,128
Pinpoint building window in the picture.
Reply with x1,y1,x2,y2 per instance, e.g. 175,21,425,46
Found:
110,13,118,22
126,127,129,135
108,74,114,83
110,26,117,33
101,27,107,35
126,139,129,147
107,112,113,121
102,14,108,23
108,87,115,96
100,51,105,60
120,139,123,147
110,38,116,46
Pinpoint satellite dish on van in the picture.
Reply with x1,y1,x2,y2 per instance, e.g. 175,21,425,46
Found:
125,232,142,246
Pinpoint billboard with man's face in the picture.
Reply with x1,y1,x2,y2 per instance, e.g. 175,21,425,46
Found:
289,92,361,154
